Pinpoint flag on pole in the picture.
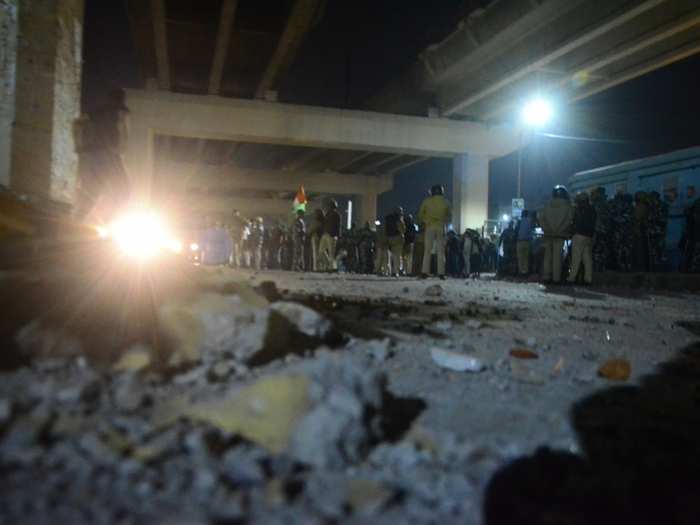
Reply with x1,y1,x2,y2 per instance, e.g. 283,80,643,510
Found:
293,185,307,212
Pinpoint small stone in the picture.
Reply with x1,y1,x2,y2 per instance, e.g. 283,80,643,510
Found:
208,361,233,382
582,350,599,361
434,320,453,331
112,376,148,412
221,448,266,487
465,320,483,330
270,301,332,339
431,347,486,372
113,345,152,372
365,339,391,362
526,337,537,348
424,284,443,297
598,358,631,381
510,360,545,385
574,373,594,384
509,348,539,359
346,478,394,515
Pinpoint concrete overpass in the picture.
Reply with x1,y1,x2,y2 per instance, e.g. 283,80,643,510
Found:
125,89,521,227
1,0,699,231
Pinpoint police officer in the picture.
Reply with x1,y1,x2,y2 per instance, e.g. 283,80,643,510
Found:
319,199,341,271
358,221,376,274
647,191,669,271
609,192,634,271
403,213,417,276
568,192,596,285
418,185,451,279
538,185,573,284
292,209,306,271
385,207,406,277
590,187,611,272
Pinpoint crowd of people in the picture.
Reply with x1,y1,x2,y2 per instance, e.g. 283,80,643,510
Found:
497,184,700,284
196,182,700,282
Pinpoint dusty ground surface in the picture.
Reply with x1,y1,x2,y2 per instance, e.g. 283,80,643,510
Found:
1,267,700,524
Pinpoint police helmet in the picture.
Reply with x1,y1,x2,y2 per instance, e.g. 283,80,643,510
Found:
552,185,569,200
575,192,589,204
328,199,339,210
430,184,445,196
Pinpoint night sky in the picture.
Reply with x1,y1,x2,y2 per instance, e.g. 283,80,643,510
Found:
82,1,700,220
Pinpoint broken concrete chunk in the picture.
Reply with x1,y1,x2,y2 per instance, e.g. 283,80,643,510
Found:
112,345,152,372
430,348,486,373
160,374,312,454
270,301,332,339
510,360,545,385
424,285,443,297
598,358,631,381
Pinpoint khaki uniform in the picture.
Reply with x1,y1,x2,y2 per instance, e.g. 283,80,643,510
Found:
538,198,573,282
418,195,451,275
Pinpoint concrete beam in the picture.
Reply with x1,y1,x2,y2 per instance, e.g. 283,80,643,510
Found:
388,156,429,174
483,6,700,120
208,0,238,95
422,0,586,89
150,0,170,90
255,0,320,99
361,154,402,174
125,89,521,158
187,195,303,217
569,38,700,103
441,0,665,116
162,162,392,196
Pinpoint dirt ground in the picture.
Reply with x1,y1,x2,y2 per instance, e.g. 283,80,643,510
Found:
2,268,700,524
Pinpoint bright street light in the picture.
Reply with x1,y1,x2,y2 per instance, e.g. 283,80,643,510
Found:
521,98,553,127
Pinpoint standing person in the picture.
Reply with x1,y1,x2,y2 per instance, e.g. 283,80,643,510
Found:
446,230,461,276
538,185,573,284
609,192,634,271
567,192,597,285
358,221,376,274
228,210,245,267
647,191,669,271
319,200,341,272
374,221,389,275
497,222,517,277
403,213,417,276
292,209,306,271
632,191,650,272
250,217,265,270
418,185,451,279
462,228,481,278
516,210,534,276
308,208,325,272
201,217,233,266
385,207,406,277
590,187,611,272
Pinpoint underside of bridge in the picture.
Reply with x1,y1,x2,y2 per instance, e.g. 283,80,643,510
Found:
116,0,700,228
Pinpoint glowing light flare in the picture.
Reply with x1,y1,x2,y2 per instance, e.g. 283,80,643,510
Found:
95,225,110,239
190,242,199,252
109,210,181,259
521,98,553,127
502,214,510,222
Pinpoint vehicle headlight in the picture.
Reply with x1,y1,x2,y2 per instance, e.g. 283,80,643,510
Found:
109,209,180,259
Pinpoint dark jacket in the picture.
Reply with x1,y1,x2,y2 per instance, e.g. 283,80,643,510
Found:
323,210,342,237
572,204,597,238
385,213,405,238
404,216,417,244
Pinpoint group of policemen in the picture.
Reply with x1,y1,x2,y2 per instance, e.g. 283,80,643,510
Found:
498,183,700,284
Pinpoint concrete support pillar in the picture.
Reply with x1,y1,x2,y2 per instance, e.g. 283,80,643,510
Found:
11,0,84,205
360,191,378,225
0,0,19,188
452,153,489,233
123,120,155,203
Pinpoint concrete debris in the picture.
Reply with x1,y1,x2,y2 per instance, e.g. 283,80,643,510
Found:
510,360,545,385
208,360,233,381
112,345,152,372
361,338,392,362
270,301,332,339
424,284,443,297
598,358,631,381
465,320,483,330
430,347,486,372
